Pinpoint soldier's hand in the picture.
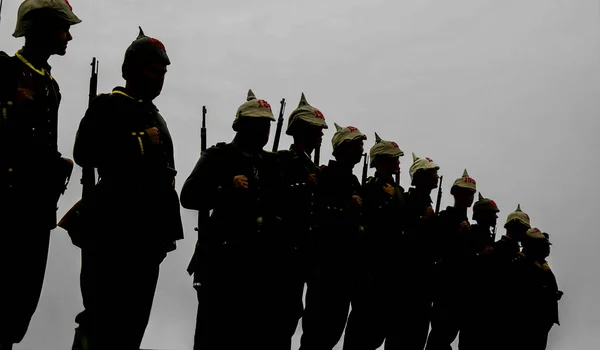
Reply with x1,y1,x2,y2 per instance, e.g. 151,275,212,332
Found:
145,127,160,145
16,88,35,104
459,220,471,232
383,183,395,196
306,173,318,186
233,175,249,189
481,245,494,255
350,195,362,207
424,206,436,220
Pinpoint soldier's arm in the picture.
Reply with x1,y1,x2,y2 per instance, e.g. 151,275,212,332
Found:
180,146,226,211
73,98,103,169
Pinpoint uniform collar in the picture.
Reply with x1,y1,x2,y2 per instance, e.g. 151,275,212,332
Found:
111,86,159,111
15,49,53,79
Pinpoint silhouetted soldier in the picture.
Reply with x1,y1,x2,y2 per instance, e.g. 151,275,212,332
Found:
0,1,81,348
277,92,329,340
299,123,366,350
487,204,531,350
511,228,562,350
397,153,441,350
72,27,183,349
459,192,500,350
425,169,477,350
343,132,406,350
181,90,296,350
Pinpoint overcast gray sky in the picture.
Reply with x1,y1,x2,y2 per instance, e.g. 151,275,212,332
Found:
2,0,599,349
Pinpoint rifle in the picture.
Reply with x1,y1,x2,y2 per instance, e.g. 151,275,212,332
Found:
361,153,368,185
435,175,443,213
395,172,400,186
81,57,98,200
57,57,99,246
314,145,320,166
200,106,207,153
491,224,497,243
271,98,286,152
189,106,208,278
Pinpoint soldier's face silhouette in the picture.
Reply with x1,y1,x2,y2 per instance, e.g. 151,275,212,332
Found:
375,155,400,176
416,169,439,190
26,21,72,56
238,119,272,150
130,62,167,100
333,139,364,166
506,221,529,241
476,210,498,227
453,187,475,208
297,124,324,152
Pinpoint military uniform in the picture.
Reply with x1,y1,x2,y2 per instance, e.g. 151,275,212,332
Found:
181,90,296,350
0,1,80,347
484,204,532,350
458,193,499,350
72,29,182,349
426,170,477,350
343,133,406,350
393,153,441,350
277,93,329,339
299,124,366,350
510,228,562,350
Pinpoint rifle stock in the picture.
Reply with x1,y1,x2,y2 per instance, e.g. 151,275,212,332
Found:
314,145,320,166
271,98,286,152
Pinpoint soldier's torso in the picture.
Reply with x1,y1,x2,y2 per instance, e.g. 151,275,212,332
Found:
80,89,183,242
87,89,176,188
206,142,285,243
0,52,61,190
401,188,438,260
363,172,406,238
278,145,319,232
314,160,363,237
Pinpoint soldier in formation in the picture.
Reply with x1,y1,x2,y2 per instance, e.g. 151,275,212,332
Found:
180,90,298,349
0,1,80,349
70,27,183,349
342,133,406,350
0,2,564,349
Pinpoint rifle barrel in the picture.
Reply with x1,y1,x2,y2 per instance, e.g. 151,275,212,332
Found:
361,153,368,185
435,175,443,213
314,145,320,165
272,98,286,152
82,57,98,200
201,106,207,152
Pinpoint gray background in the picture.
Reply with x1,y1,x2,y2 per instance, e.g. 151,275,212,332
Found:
1,0,599,349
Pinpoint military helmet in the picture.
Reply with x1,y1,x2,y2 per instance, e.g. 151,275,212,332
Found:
232,89,275,131
451,169,477,192
286,93,328,136
13,0,82,38
524,227,552,247
409,153,440,183
505,204,531,229
331,123,366,151
472,192,499,219
122,27,170,79
369,132,404,167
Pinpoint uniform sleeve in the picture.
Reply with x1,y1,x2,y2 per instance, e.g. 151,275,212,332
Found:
73,97,103,169
180,146,235,211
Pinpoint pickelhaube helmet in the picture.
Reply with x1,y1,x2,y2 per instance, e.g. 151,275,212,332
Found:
286,93,328,136
369,132,403,168
232,89,275,131
122,27,170,79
